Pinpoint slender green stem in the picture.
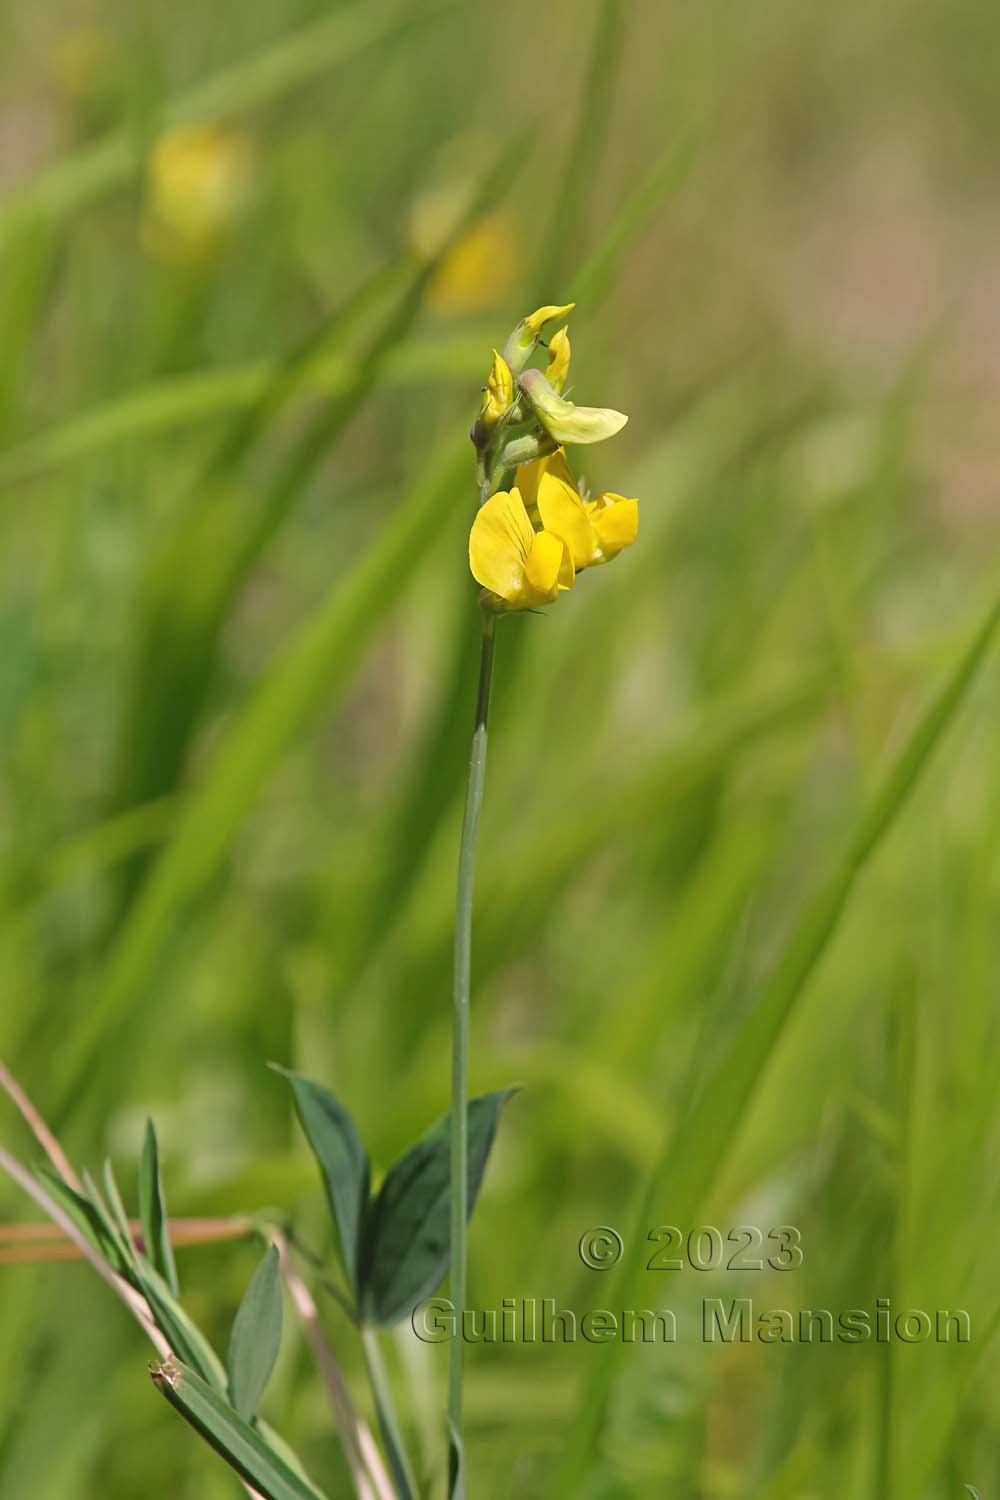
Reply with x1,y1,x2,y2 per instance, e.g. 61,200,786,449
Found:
360,1325,419,1500
449,608,497,1453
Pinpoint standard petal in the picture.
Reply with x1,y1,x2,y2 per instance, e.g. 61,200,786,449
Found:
536,469,595,569
515,446,575,511
468,489,534,601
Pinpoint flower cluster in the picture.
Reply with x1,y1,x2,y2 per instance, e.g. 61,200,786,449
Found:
468,305,637,611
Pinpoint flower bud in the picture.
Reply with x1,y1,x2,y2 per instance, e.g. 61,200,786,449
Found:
502,302,575,375
518,368,628,446
478,349,514,429
546,325,571,393
496,432,558,471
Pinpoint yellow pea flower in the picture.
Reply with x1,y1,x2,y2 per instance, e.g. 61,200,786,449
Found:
469,489,574,611
514,446,577,517
546,325,571,394
521,451,638,569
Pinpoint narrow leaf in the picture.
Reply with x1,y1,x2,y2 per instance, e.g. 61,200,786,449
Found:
99,1160,139,1272
135,1258,229,1392
31,1168,129,1275
151,1357,327,1500
227,1245,283,1422
276,1068,369,1297
360,1090,515,1327
139,1119,179,1296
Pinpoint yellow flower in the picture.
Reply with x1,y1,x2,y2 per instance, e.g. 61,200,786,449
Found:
546,325,571,393
478,350,514,430
517,450,639,569
583,491,640,563
469,489,574,611
142,124,253,263
514,446,577,516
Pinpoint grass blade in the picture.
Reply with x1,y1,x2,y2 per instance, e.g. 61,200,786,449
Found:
532,0,625,299
0,333,489,489
552,591,1000,1495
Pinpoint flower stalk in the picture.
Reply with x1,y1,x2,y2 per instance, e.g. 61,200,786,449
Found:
450,302,634,1481
449,606,496,1444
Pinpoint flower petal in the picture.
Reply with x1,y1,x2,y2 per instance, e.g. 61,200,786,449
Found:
536,469,595,569
546,325,571,393
589,494,639,562
518,369,628,446
515,446,576,511
468,489,534,600
523,530,570,604
479,349,514,429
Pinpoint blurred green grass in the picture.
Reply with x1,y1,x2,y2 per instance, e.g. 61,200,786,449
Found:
0,0,999,1496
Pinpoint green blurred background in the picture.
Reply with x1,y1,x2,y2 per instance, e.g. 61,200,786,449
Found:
1,0,999,1495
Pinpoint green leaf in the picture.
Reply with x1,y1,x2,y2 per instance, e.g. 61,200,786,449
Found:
360,1090,515,1327
151,1357,327,1500
227,1245,283,1422
31,1168,130,1275
276,1068,369,1297
134,1258,229,1393
139,1120,179,1296
76,1167,137,1278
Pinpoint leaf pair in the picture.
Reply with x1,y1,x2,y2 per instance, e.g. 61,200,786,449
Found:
279,1068,514,1326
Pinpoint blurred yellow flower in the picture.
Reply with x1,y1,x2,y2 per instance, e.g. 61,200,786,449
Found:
410,184,519,312
469,489,573,611
142,123,254,264
431,213,519,312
